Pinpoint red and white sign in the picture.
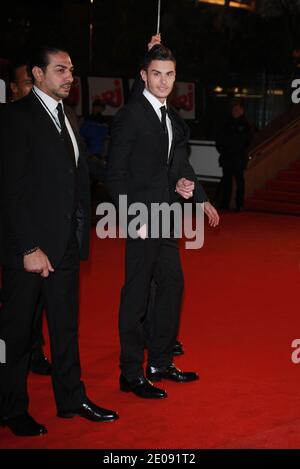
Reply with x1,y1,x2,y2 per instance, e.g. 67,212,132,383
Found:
170,82,195,120
88,77,124,115
66,76,82,115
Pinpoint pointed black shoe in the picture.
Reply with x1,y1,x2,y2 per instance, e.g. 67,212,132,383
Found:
30,347,52,376
1,413,47,437
120,375,167,399
57,398,119,422
173,340,184,356
146,364,199,383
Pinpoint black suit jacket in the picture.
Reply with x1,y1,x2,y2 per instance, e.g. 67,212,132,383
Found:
0,91,90,268
106,93,207,216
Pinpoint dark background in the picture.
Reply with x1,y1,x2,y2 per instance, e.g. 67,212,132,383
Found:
1,0,300,138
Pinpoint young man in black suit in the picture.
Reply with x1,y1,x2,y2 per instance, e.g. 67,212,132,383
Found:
0,46,118,436
107,44,219,399
132,35,184,358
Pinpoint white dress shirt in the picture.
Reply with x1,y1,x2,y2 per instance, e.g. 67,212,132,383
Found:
143,88,173,158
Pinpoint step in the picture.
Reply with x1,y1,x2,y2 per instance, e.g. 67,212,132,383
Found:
254,189,300,204
246,199,300,215
277,170,300,182
289,161,300,171
266,180,300,192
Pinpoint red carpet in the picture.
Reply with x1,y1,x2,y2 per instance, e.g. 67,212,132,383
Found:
1,212,300,449
246,160,300,215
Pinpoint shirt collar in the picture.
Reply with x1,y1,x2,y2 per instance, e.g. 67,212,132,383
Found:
33,85,63,113
143,88,167,113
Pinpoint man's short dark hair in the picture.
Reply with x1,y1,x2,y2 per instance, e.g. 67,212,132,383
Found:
141,44,176,71
30,45,70,72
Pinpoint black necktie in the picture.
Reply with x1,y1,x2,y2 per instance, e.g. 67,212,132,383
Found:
160,105,169,161
56,103,75,165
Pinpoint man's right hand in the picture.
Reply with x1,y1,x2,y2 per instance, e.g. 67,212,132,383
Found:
23,248,54,278
148,34,161,51
176,178,195,199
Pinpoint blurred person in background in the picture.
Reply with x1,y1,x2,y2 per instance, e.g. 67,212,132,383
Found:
216,101,253,212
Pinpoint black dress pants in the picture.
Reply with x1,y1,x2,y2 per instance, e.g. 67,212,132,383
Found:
119,237,184,381
142,278,157,348
31,294,45,350
0,229,86,419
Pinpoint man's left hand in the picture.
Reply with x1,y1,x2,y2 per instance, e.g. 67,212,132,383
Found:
203,202,220,227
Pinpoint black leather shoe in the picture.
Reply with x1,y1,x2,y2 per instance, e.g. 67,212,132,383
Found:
173,340,184,356
146,364,199,383
0,413,47,437
120,375,167,399
57,398,118,422
30,347,52,376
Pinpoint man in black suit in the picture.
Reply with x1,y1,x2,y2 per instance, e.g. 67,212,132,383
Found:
131,35,184,358
107,44,219,399
8,61,52,376
0,46,118,436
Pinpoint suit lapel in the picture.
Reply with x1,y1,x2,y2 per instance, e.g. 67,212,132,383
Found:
29,93,71,166
29,93,80,167
139,95,170,166
29,92,63,142
139,98,182,167
139,95,164,133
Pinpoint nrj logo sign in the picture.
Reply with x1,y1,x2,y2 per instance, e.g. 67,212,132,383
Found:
0,339,6,364
291,339,300,364
95,196,205,249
